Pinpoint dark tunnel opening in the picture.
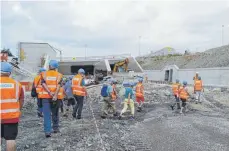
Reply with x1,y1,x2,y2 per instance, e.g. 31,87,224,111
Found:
110,64,115,71
71,65,94,75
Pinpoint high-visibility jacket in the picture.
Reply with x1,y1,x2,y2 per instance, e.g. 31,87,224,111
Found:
179,86,189,100
136,83,144,97
33,74,42,95
194,80,203,91
111,84,117,101
39,70,63,99
57,87,65,100
172,83,180,95
0,76,22,120
72,74,86,96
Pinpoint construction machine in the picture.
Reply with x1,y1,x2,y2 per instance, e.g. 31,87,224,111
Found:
113,58,129,72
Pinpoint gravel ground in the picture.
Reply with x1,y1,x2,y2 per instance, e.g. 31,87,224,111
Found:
1,83,229,151
138,45,229,70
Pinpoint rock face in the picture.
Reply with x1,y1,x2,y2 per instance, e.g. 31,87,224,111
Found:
1,83,229,151
138,45,229,70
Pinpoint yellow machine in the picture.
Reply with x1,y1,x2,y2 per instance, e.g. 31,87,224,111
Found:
113,58,129,72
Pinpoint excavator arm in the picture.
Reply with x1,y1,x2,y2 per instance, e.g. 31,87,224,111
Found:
113,58,129,72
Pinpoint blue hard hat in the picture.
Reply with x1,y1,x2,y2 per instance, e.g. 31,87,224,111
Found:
138,78,143,82
1,62,12,73
49,60,59,69
183,81,187,85
39,68,46,73
176,79,179,83
78,68,85,74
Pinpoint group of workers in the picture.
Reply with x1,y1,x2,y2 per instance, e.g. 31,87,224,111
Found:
100,77,145,120
171,72,204,113
1,59,204,151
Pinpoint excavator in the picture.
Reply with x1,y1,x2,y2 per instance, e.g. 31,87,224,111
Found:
113,58,129,72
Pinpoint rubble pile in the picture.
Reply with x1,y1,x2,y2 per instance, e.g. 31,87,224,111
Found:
138,45,229,70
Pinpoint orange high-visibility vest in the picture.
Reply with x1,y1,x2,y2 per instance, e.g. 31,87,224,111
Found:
39,70,63,99
179,86,188,100
57,87,65,100
72,74,85,96
194,80,203,91
172,83,180,95
0,77,21,120
136,83,144,97
111,84,117,101
33,74,42,95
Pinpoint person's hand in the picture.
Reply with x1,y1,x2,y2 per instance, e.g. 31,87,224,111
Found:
52,95,57,101
49,92,55,97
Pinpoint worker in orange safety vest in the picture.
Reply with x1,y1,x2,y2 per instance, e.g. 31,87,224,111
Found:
39,60,63,138
179,81,190,114
72,68,87,119
194,76,204,104
170,79,181,110
136,78,144,112
1,62,24,151
57,82,66,113
32,68,46,117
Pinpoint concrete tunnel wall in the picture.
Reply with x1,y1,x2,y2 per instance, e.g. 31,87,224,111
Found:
144,66,229,87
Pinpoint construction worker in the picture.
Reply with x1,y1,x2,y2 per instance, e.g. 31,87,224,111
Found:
194,76,204,104
119,82,135,120
193,72,199,84
101,79,118,118
179,81,190,114
58,82,66,113
32,68,46,117
39,60,63,137
170,79,181,110
136,78,144,112
1,62,24,151
72,68,87,119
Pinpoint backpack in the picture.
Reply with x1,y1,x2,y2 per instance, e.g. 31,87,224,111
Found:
101,85,109,97
31,86,37,97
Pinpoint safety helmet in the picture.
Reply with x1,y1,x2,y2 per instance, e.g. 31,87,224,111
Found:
1,62,12,73
49,60,59,69
183,81,187,85
198,76,201,80
78,68,85,74
39,68,46,73
176,79,179,83
138,78,143,82
196,72,199,74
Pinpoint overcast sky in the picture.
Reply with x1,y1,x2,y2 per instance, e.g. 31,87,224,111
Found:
1,0,229,57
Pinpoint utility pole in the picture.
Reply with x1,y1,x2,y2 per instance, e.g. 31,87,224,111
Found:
138,36,141,56
84,44,87,60
222,25,224,46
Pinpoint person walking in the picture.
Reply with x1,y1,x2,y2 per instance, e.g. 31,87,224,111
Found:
1,62,24,151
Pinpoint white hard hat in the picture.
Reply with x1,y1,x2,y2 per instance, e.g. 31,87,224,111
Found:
196,72,199,74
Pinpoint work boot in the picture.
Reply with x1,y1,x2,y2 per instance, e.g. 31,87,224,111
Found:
77,115,81,119
177,103,181,109
45,133,51,138
53,129,60,133
113,112,118,117
130,116,134,120
72,114,76,119
137,106,142,112
37,112,43,118
170,105,174,110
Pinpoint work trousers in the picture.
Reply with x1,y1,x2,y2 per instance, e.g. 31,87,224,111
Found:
195,91,202,102
73,95,84,118
42,99,60,134
102,97,116,116
121,99,135,115
37,98,43,114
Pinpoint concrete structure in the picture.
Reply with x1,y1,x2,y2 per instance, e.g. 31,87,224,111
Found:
18,42,58,73
144,65,229,87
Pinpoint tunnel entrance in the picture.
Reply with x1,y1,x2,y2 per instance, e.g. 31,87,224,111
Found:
110,64,115,71
169,69,173,82
71,65,94,75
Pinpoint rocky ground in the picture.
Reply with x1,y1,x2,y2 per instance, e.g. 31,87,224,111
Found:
137,45,229,70
1,83,229,151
